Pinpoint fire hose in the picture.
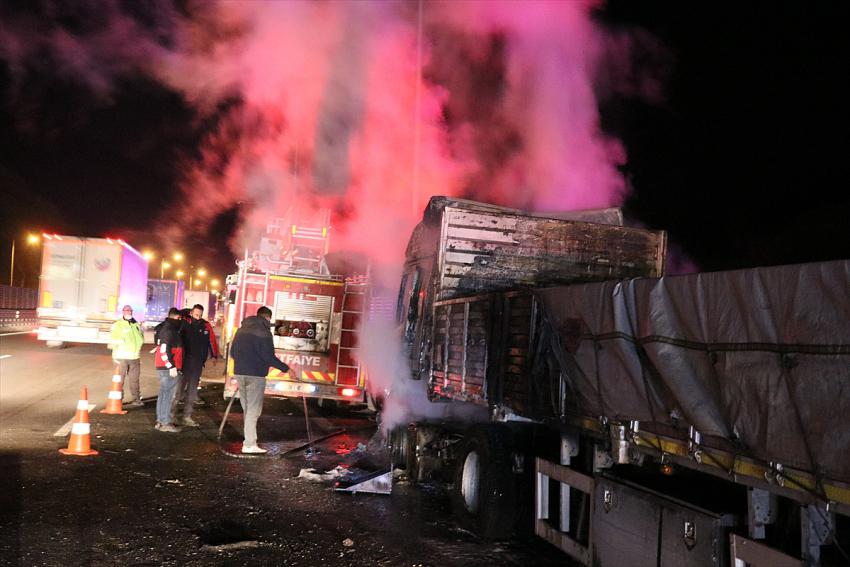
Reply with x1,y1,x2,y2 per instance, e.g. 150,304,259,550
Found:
215,387,348,459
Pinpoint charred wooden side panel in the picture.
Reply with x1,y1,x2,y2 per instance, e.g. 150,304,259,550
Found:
429,297,491,404
439,208,666,300
500,294,534,414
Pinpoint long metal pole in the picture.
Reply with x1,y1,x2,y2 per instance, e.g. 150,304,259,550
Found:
9,240,15,286
160,259,165,279
411,0,423,216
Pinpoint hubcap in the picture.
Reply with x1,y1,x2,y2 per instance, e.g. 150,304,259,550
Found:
461,450,480,513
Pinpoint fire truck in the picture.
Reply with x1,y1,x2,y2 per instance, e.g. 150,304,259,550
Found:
222,208,369,404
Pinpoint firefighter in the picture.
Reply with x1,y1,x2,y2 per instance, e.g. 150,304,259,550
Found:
108,305,145,407
230,306,290,454
175,304,219,427
154,308,184,433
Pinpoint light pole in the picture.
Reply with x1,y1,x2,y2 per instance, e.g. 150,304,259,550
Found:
8,234,41,287
9,239,14,286
160,260,171,279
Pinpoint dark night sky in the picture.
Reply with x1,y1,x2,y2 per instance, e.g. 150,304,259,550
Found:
1,2,849,287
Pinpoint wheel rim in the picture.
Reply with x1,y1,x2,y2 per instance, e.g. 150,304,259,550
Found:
461,450,480,513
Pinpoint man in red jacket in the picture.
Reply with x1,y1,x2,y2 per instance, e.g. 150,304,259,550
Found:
154,308,184,432
175,304,219,427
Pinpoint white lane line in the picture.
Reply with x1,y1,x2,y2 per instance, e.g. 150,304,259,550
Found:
53,404,97,437
0,331,33,336
0,355,11,359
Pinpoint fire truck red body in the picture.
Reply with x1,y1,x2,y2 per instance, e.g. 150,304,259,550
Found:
222,209,368,403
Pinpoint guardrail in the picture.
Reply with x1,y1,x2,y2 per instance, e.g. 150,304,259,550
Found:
0,309,37,332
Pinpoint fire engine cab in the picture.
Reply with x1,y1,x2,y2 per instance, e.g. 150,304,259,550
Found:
222,208,368,403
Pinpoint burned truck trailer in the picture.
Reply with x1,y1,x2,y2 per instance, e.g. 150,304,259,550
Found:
390,197,850,566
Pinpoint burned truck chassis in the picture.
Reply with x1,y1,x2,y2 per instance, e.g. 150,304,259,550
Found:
392,415,848,566
390,287,850,566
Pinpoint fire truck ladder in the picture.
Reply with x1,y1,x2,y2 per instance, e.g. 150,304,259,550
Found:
335,279,368,387
288,210,331,273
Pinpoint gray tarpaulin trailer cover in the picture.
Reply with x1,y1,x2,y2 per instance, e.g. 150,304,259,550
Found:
537,259,850,483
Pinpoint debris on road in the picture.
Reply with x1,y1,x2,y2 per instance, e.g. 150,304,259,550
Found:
201,540,263,552
297,466,350,483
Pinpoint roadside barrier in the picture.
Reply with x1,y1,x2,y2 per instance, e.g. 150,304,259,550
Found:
100,365,127,415
59,386,99,456
0,309,37,331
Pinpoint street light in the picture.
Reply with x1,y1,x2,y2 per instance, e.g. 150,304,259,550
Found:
160,260,172,279
197,268,207,277
142,250,154,261
173,252,184,262
9,233,42,286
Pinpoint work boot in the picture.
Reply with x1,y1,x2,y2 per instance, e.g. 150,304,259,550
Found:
182,416,199,427
127,400,144,408
241,445,267,454
158,424,180,433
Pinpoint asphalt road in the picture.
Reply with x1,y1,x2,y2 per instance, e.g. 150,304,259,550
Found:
0,333,567,566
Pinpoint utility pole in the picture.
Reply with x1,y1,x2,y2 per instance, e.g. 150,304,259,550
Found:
9,239,15,286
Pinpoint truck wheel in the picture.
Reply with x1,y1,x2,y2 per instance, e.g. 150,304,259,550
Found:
451,426,517,540
389,426,419,479
46,341,65,348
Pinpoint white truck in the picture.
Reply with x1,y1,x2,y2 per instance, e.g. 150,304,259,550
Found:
182,289,215,319
36,236,148,347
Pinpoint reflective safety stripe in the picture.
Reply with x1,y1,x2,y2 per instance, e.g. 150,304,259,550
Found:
77,400,88,410
112,375,122,382
108,390,122,400
71,422,90,435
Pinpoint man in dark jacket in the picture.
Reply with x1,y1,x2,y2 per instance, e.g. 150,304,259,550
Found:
176,304,219,427
154,308,184,433
230,306,289,454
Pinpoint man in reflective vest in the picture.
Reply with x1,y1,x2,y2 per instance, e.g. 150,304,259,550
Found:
109,304,145,407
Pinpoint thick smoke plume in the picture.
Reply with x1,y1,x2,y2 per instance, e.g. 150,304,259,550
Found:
1,0,659,428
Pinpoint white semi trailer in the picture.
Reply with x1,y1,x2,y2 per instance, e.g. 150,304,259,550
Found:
36,236,148,347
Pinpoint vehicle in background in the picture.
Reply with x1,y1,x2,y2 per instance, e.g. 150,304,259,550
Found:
183,289,215,320
36,236,147,348
389,196,850,566
142,278,184,342
221,207,369,404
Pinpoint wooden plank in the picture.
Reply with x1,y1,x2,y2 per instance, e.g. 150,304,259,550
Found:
536,458,595,494
729,535,802,567
535,521,591,566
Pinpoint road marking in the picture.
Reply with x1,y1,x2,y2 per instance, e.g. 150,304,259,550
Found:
0,331,33,337
0,355,11,360
53,404,97,437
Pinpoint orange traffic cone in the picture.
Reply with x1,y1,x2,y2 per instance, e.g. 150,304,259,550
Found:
60,386,99,456
100,364,127,415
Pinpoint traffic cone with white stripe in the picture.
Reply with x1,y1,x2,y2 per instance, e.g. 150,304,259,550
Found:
60,386,99,456
100,364,127,415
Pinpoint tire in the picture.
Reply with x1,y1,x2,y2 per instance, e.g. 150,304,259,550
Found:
46,340,65,348
451,426,518,540
389,426,418,474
